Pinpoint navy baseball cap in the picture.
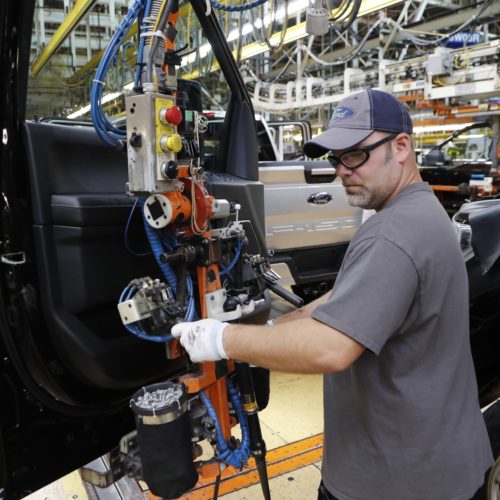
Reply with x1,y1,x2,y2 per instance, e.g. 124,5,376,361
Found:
304,89,413,158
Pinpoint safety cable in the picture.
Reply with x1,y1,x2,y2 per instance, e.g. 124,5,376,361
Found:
275,0,288,52
124,198,152,257
328,0,361,31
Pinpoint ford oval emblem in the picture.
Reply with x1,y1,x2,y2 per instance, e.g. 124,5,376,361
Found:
308,192,333,205
332,106,355,120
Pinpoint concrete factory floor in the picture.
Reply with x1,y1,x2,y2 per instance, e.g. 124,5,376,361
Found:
24,293,326,500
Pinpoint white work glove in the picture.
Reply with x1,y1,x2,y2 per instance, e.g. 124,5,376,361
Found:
171,318,230,363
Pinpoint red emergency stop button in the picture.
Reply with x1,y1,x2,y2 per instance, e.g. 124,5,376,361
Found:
159,105,182,126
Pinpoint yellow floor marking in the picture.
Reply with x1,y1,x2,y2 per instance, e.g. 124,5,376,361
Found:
145,433,324,500
61,469,89,498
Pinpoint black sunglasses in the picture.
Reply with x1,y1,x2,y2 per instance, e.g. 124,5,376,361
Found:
327,133,398,170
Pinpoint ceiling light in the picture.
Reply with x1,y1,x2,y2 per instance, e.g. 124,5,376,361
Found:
67,91,122,119
413,123,475,134
306,0,330,36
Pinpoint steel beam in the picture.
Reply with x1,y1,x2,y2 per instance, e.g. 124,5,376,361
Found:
31,0,97,77
380,0,411,57
264,1,500,79
65,24,137,84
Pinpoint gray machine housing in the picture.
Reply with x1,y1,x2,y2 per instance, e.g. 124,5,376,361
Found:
125,92,179,195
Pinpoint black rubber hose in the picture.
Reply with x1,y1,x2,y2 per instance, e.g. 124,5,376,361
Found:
145,0,175,85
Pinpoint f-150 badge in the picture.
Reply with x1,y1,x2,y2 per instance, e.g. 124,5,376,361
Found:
308,192,333,205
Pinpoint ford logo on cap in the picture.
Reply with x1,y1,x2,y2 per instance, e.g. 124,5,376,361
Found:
333,107,355,120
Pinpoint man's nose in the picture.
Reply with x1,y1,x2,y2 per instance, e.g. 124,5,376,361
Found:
335,163,352,177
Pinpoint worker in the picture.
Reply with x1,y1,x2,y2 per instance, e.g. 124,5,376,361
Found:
172,89,493,500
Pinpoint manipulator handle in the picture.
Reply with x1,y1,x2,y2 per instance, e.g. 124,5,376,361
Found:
263,277,304,308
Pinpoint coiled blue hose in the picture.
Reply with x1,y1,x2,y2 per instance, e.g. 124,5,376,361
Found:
139,199,197,322
119,198,196,343
141,206,179,290
227,378,250,453
200,380,250,470
210,0,268,12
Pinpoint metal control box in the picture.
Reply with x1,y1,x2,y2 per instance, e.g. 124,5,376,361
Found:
425,49,453,76
125,92,180,194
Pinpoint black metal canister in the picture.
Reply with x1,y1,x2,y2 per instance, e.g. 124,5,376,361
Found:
130,381,198,499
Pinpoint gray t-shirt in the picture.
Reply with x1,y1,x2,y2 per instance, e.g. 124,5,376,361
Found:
312,183,493,500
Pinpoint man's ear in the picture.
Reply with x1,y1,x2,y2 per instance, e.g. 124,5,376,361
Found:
393,133,412,163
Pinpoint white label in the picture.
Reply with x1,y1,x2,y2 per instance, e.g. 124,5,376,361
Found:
455,83,476,96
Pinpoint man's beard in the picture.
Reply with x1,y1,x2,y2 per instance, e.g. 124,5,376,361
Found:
344,185,373,209
344,185,388,210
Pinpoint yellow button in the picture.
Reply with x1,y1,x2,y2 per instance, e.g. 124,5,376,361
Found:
166,134,182,153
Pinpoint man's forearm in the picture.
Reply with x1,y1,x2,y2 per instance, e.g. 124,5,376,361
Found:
223,316,364,373
272,291,331,325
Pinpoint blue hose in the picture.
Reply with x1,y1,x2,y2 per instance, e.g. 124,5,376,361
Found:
139,199,179,290
200,381,251,470
139,198,196,322
220,239,243,277
227,378,250,452
210,0,268,11
120,198,198,341
119,284,174,343
91,0,143,146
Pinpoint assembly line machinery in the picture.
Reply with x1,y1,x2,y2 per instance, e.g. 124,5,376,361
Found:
82,0,306,498
251,38,500,113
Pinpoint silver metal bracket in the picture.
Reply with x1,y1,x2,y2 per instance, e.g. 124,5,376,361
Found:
80,431,142,489
80,447,125,488
1,252,26,266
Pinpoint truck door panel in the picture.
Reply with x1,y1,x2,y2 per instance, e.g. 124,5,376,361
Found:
23,122,183,392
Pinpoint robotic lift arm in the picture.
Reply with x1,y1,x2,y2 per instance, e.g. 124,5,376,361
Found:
85,0,303,498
